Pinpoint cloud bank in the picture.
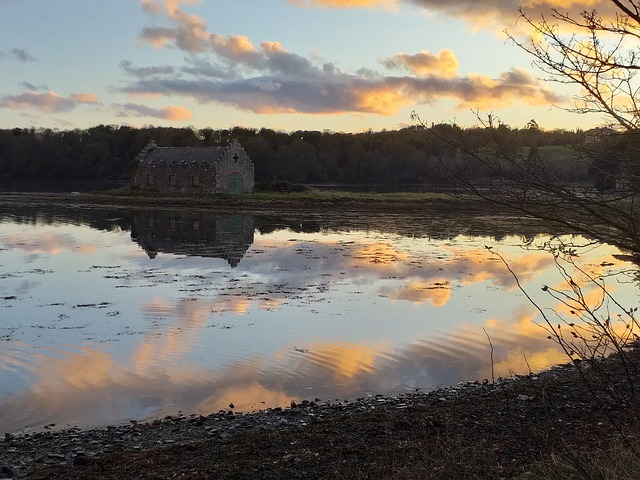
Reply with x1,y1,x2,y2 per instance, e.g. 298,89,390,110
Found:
0,91,98,114
293,0,613,28
114,102,193,120
123,0,562,117
0,0,584,123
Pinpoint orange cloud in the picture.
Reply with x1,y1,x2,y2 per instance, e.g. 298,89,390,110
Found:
113,102,192,121
163,105,192,120
70,93,98,103
139,0,212,51
352,85,414,115
0,91,98,113
212,34,257,57
453,68,562,108
131,0,562,116
261,41,286,55
289,0,397,7
287,0,612,33
124,62,561,115
385,49,459,78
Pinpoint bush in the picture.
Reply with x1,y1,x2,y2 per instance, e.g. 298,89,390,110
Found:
255,181,309,193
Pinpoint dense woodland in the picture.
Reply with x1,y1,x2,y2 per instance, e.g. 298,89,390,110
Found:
0,124,592,186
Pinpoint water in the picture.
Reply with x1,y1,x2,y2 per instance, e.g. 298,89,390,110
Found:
0,205,636,434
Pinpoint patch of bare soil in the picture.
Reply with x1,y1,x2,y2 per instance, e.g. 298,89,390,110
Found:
3,355,639,480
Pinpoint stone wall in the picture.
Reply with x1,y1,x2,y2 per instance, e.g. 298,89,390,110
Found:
136,163,216,194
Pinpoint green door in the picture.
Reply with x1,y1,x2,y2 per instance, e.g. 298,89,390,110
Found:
228,173,243,194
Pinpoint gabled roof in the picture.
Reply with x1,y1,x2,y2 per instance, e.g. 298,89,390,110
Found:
140,146,225,166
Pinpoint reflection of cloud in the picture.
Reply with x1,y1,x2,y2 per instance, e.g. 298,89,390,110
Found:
217,296,252,314
364,245,554,306
299,341,389,378
258,297,285,311
551,284,610,318
0,296,614,434
381,280,451,306
483,311,569,375
493,345,568,375
34,347,115,389
351,242,409,267
2,229,632,434
195,381,295,413
130,237,557,314
439,247,545,288
2,231,99,255
132,293,258,377
134,297,212,373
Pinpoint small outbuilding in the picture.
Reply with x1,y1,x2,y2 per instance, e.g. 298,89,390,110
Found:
132,139,254,194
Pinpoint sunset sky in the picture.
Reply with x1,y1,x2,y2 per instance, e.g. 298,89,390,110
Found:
0,0,620,133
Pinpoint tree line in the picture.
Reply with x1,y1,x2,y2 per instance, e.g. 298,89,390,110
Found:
0,123,590,185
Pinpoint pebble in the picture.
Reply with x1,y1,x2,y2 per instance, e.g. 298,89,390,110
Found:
0,368,573,478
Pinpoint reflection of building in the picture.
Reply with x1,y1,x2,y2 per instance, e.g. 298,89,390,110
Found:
132,139,254,194
131,211,254,267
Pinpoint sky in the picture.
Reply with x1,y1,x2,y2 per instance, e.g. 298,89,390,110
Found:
0,0,622,133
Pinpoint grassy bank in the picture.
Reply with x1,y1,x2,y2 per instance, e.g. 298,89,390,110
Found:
0,188,485,215
100,187,468,206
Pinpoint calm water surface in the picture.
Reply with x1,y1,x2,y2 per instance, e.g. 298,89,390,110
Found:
0,206,636,434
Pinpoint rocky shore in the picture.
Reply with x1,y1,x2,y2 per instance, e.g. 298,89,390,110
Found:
2,358,636,479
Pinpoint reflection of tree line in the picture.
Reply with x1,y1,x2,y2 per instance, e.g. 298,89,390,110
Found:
131,211,254,267
0,206,131,232
0,206,576,266
253,211,560,243
1,206,571,263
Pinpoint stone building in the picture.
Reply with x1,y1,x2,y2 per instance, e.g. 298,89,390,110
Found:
132,139,254,194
